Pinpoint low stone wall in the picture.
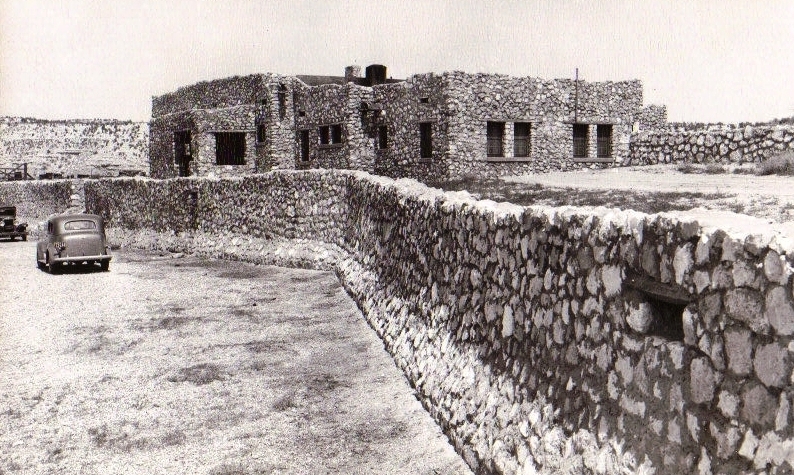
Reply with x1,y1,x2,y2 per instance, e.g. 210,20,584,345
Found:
0,179,74,225
629,124,794,165
84,170,794,474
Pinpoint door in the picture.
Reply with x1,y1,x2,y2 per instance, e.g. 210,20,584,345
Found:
174,131,193,177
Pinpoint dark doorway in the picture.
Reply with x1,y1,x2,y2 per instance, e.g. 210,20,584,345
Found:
300,130,310,162
174,131,192,177
419,122,433,159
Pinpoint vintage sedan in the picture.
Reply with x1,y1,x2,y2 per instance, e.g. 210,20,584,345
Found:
0,206,28,241
36,214,111,273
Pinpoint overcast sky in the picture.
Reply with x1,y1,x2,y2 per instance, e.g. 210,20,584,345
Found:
1,0,792,123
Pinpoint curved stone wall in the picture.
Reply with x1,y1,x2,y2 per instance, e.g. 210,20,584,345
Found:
84,170,794,474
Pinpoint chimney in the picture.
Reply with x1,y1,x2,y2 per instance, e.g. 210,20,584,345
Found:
365,64,387,86
345,65,361,83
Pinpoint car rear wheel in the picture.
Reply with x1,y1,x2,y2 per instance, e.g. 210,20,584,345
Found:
46,252,59,274
100,260,109,272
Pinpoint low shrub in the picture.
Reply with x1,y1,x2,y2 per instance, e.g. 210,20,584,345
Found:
756,151,794,176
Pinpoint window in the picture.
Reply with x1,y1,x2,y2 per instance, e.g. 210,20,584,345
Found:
597,124,613,158
331,124,342,144
299,130,310,162
573,124,589,158
419,122,433,159
486,122,505,157
277,83,287,120
215,132,246,165
64,220,97,231
378,126,388,149
256,123,266,144
319,124,343,145
419,97,430,104
514,122,530,157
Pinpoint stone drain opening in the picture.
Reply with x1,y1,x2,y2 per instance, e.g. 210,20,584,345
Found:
625,270,692,341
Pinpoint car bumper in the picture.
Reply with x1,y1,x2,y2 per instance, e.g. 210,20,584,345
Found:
0,231,26,237
52,255,112,264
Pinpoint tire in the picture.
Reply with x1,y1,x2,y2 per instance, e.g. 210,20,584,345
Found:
46,253,59,274
37,259,46,270
22,235,26,241
100,260,110,272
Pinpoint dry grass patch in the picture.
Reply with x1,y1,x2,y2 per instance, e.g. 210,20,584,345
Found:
756,151,794,175
166,363,225,385
436,177,732,214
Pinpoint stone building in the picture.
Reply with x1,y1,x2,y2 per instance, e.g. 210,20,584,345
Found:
149,65,665,180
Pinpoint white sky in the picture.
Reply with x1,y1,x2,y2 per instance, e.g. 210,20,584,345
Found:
1,0,792,123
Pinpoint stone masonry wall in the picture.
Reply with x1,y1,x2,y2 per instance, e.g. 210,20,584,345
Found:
0,179,75,226
150,74,297,178
434,73,641,179
638,105,669,132
628,124,794,165
83,170,794,474
0,117,148,177
293,83,375,172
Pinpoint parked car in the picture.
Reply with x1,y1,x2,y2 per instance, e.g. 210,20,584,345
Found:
0,206,28,241
36,214,111,273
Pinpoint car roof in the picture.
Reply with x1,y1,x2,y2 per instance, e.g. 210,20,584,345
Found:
49,213,104,225
0,206,16,214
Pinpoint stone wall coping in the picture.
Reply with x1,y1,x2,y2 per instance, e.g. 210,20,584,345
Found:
100,169,794,256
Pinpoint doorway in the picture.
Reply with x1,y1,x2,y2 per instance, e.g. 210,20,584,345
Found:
174,131,193,177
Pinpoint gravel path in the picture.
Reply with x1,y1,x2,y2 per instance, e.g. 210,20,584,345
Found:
0,241,471,474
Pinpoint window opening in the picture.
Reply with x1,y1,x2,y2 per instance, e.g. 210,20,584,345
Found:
419,122,433,159
573,123,589,158
299,130,310,162
514,122,531,157
378,126,388,149
277,83,287,120
331,124,343,144
256,123,266,143
419,97,430,104
597,124,613,158
319,126,330,145
487,121,505,157
214,132,246,165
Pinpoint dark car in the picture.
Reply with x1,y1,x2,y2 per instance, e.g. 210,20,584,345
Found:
0,206,28,241
36,214,111,273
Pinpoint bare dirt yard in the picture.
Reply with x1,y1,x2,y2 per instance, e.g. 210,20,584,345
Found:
503,164,794,224
0,241,471,475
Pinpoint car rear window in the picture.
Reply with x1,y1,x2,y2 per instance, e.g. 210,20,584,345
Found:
63,220,97,231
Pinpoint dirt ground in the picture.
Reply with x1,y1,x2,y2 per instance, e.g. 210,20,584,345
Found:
505,164,794,225
0,242,471,474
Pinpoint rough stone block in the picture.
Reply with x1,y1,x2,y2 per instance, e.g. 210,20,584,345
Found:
732,260,761,289
690,357,717,404
673,243,693,285
601,265,622,298
763,250,789,285
717,390,740,418
741,383,777,428
725,288,767,333
765,286,794,336
624,290,654,334
754,342,790,388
